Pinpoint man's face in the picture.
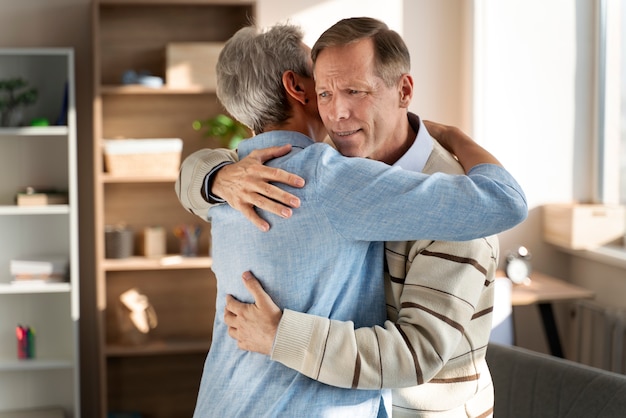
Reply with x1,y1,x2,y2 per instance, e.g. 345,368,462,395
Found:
314,38,407,161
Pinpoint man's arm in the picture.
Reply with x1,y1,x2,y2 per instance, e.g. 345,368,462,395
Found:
175,148,238,220
192,123,523,233
174,144,305,230
225,237,498,389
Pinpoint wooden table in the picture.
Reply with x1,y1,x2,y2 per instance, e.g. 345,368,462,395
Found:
498,271,595,357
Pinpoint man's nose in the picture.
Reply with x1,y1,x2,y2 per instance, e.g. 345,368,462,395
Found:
328,96,350,121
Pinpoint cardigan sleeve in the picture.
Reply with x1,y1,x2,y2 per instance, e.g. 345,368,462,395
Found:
271,236,498,389
175,148,238,220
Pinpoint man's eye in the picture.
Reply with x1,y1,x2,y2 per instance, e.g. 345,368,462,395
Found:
318,92,329,98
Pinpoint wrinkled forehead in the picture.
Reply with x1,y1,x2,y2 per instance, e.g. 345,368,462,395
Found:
313,40,379,84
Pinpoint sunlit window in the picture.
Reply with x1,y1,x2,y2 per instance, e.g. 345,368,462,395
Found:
598,0,624,205
620,2,626,203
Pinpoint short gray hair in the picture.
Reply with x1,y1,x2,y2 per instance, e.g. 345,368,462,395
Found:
216,24,312,133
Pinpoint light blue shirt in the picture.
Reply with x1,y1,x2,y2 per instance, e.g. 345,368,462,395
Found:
193,130,527,418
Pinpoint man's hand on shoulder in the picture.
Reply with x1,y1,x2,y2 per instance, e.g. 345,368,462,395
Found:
213,144,305,231
424,120,502,172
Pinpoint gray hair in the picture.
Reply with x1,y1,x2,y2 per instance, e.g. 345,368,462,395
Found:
311,17,410,87
216,24,312,133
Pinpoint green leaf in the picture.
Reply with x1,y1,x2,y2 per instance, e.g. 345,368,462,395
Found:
192,113,250,149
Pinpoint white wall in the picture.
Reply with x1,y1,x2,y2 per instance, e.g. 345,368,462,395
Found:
473,0,591,279
257,0,468,127
257,0,404,47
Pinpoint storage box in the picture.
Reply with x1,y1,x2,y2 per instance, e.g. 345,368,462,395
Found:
15,190,68,206
166,42,225,90
103,138,182,176
543,204,626,249
139,226,166,257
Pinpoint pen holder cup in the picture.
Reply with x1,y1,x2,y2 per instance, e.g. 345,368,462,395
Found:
174,224,202,257
105,226,134,259
180,234,199,257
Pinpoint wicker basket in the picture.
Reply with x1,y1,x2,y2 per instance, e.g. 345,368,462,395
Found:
103,138,182,176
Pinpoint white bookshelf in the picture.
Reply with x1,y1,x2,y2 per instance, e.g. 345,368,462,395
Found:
0,48,79,417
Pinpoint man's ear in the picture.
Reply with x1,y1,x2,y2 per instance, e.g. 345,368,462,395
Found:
282,70,308,106
399,73,414,109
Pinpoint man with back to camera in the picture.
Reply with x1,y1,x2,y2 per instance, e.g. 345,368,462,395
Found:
176,19,527,418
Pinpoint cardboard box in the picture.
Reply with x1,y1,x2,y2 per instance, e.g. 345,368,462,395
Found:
166,42,225,90
543,204,626,249
103,138,182,176
16,191,68,206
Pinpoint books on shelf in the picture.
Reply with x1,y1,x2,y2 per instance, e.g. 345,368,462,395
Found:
15,187,68,206
10,256,69,284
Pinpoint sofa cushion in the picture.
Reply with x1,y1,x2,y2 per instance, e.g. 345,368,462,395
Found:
487,343,626,417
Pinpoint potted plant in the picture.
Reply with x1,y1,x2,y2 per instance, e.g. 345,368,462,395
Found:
193,113,250,149
0,78,38,127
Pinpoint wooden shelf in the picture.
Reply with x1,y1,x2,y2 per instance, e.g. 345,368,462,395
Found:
0,282,71,294
0,48,79,415
103,256,212,271
0,358,74,372
0,205,70,215
0,126,69,137
106,339,211,357
93,2,254,416
101,174,177,184
100,85,215,95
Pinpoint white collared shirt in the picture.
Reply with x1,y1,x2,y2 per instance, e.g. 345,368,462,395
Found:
393,114,433,172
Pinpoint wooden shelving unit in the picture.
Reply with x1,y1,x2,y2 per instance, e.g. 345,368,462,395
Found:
92,1,255,417
0,48,79,417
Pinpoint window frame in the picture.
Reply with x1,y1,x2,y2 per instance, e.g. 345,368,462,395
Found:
596,0,622,205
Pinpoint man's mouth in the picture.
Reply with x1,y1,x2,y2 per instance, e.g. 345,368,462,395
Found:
334,129,360,137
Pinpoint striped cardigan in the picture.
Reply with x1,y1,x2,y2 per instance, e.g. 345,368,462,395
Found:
271,140,497,417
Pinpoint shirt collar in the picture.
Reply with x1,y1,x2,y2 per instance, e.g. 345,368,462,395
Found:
392,113,433,173
237,130,314,159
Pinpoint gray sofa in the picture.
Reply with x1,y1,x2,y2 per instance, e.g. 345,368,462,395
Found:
487,343,626,417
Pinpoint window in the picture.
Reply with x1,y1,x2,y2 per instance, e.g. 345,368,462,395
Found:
621,2,626,204
600,0,624,205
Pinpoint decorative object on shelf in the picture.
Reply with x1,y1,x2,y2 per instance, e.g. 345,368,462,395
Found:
139,226,166,258
122,70,163,89
103,138,183,176
505,246,532,285
0,77,38,127
117,288,158,345
16,325,35,359
54,81,69,126
174,224,202,257
15,186,69,206
193,113,249,149
166,42,224,90
10,256,69,284
105,225,134,259
30,117,49,127
543,203,626,249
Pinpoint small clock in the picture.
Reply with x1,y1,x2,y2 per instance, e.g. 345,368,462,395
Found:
505,246,532,284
